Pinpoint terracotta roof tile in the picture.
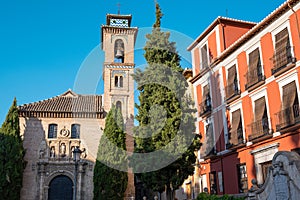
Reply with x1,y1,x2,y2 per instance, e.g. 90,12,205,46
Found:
19,90,103,114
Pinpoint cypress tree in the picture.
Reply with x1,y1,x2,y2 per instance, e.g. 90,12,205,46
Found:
0,98,26,200
93,105,128,200
131,3,201,200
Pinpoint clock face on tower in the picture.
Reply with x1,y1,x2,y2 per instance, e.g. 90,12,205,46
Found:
110,18,129,27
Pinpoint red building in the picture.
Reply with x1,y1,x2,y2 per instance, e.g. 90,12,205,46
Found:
188,0,300,196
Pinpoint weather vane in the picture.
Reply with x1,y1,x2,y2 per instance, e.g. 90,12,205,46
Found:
117,2,121,15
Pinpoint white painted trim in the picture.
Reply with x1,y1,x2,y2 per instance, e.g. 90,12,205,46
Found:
250,142,279,154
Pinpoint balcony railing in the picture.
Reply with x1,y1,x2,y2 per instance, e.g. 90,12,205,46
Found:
225,80,240,101
275,104,300,131
247,117,271,141
245,66,265,90
270,46,296,76
227,128,244,148
199,96,212,117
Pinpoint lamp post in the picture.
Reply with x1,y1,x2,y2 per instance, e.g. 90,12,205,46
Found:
73,146,82,200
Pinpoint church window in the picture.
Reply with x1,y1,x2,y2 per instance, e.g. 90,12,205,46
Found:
114,76,123,88
119,76,123,87
116,101,122,112
48,124,57,139
71,124,80,139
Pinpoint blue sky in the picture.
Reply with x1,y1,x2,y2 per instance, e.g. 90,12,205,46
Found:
0,0,285,124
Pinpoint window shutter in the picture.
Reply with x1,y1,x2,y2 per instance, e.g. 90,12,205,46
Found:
282,81,297,109
275,28,289,52
203,84,209,99
254,97,266,120
227,65,237,97
230,109,241,144
248,48,260,82
201,44,208,69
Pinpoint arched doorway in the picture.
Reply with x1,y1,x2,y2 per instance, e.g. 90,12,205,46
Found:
48,175,73,200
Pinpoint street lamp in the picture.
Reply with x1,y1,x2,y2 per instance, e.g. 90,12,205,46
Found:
73,146,82,200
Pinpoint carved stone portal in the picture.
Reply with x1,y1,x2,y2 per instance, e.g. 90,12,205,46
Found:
248,151,300,200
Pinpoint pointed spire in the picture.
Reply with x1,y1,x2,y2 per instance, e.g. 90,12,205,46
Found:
153,1,163,29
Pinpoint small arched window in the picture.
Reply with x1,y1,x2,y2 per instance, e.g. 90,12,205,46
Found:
114,39,125,63
119,76,123,87
115,76,119,87
114,76,124,88
48,124,57,138
71,124,80,139
116,101,122,112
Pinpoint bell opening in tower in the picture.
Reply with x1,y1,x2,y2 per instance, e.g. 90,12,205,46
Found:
114,39,125,63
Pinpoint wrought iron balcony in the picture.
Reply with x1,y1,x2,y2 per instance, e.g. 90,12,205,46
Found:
225,80,240,102
245,66,265,90
270,46,296,76
275,104,300,131
199,96,212,117
247,117,271,141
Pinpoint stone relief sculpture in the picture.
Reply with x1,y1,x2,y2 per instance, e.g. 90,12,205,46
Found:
50,146,55,158
38,140,47,159
60,143,66,157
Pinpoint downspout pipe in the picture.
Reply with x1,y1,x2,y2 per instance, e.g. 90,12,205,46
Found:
288,2,300,50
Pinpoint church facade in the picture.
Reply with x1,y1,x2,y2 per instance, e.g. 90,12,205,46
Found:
19,13,137,200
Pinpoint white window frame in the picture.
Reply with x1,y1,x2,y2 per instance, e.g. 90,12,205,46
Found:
228,101,246,146
249,87,272,132
271,20,295,58
225,60,240,91
245,42,265,76
200,43,210,70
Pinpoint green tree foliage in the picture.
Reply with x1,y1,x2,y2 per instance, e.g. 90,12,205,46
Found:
93,105,128,200
131,3,201,200
197,193,245,200
0,98,26,200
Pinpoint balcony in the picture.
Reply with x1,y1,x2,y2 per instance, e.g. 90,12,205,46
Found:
199,96,212,117
226,128,244,149
225,80,241,103
245,66,265,91
247,117,272,142
270,46,296,77
275,104,300,132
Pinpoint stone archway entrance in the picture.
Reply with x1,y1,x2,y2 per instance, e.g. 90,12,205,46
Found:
48,175,73,200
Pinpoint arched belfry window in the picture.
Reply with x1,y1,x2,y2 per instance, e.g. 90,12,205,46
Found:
114,39,124,63
114,75,124,88
119,76,123,87
48,124,57,139
71,124,80,139
116,101,122,112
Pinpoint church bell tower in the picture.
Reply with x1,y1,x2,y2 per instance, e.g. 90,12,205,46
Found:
101,14,137,121
101,13,138,198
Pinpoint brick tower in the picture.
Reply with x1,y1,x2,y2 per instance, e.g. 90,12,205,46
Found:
101,13,137,198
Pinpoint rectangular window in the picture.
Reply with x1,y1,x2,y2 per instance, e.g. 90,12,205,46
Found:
229,109,243,146
226,65,239,99
71,124,80,139
199,85,211,116
209,171,217,194
205,123,215,156
201,44,208,69
48,124,57,139
237,164,248,193
246,48,264,89
249,97,269,141
272,27,294,74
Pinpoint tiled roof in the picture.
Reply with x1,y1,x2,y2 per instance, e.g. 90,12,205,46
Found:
19,90,103,114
